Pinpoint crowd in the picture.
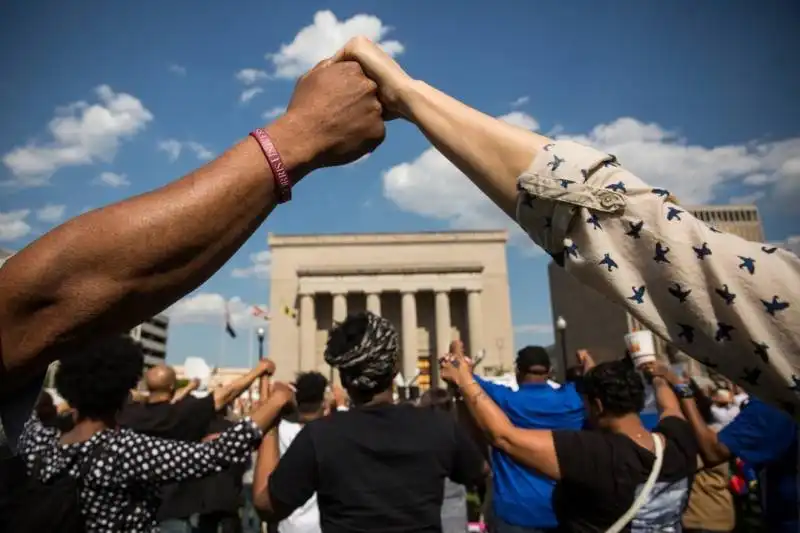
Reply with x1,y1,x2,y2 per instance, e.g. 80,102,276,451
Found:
0,36,798,532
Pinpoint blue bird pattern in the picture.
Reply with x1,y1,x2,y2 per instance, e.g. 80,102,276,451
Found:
514,141,797,413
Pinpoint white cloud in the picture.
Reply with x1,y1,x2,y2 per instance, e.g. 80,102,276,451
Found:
166,292,269,330
510,96,529,108
382,113,800,246
728,191,766,205
239,87,263,104
0,210,32,241
268,10,404,79
36,204,66,223
2,86,153,185
262,106,286,120
158,140,214,162
231,250,271,279
382,111,541,249
236,68,269,85
95,171,130,187
513,323,552,335
169,64,187,76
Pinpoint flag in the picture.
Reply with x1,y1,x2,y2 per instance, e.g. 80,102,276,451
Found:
252,305,271,321
225,301,237,338
283,305,297,319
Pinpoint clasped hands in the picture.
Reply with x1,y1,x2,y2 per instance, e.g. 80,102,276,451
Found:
268,37,415,180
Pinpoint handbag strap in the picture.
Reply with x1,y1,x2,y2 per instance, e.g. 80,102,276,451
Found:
605,433,665,533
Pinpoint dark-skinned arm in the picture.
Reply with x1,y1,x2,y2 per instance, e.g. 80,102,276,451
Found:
0,61,384,396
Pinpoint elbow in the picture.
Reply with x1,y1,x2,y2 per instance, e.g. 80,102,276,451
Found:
487,427,518,455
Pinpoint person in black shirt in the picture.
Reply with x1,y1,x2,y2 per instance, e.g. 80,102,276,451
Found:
252,311,486,533
441,350,698,533
118,359,273,532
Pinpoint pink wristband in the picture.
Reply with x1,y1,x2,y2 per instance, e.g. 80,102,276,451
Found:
250,128,292,204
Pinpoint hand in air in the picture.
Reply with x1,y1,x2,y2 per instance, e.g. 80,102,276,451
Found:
278,58,386,170
333,36,414,120
641,362,684,386
439,349,472,386
255,358,276,376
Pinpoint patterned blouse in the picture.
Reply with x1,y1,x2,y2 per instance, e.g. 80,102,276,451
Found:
17,414,262,532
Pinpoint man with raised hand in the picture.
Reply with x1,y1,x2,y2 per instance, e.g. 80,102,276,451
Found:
0,59,385,451
333,37,800,415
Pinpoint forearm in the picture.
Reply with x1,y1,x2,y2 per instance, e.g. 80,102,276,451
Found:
652,377,684,419
401,80,550,218
0,120,309,383
680,397,729,466
457,378,517,450
216,368,262,410
252,427,280,514
171,383,198,404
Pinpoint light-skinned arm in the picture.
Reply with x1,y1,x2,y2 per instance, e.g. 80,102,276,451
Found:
0,61,384,396
212,359,274,411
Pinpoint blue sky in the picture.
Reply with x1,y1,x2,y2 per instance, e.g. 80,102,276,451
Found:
2,1,798,370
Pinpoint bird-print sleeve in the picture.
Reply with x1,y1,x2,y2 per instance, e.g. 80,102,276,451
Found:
116,417,263,485
515,140,800,416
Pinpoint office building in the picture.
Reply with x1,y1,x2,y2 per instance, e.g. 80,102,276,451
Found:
130,314,170,369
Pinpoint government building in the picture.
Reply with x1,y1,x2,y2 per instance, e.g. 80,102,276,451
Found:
268,231,514,388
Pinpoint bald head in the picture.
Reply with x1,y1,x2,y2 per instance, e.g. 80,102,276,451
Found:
145,365,177,395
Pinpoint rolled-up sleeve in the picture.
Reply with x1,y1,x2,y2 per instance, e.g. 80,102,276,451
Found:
516,140,800,415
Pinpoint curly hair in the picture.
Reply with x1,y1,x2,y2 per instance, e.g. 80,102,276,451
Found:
55,335,143,420
583,359,644,417
324,311,399,393
294,371,328,413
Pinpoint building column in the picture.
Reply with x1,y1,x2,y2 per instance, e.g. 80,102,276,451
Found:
366,292,382,315
401,291,418,383
434,290,451,388
332,292,348,323
299,293,316,371
467,289,483,359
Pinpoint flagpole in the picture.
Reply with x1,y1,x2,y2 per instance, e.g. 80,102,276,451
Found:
218,303,225,370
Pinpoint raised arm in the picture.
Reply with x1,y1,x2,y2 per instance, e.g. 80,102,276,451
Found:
120,381,294,485
212,359,274,411
336,37,800,415
440,351,561,480
0,61,384,394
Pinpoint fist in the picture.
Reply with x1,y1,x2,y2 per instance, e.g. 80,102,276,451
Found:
279,60,385,171
256,359,275,376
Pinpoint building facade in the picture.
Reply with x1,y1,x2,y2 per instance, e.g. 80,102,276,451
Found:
130,314,170,369
268,231,515,388
548,204,765,375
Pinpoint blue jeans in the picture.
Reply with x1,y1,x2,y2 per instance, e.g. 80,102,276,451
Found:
492,517,554,533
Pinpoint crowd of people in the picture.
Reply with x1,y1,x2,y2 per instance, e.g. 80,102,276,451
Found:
0,36,798,532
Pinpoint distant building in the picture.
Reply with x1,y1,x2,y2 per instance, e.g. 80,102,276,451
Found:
548,204,765,377
130,314,170,369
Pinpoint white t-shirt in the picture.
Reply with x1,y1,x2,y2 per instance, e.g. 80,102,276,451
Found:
278,419,321,533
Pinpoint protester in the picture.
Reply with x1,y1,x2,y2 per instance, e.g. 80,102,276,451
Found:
649,364,798,532
419,387,474,533
441,348,697,531
273,371,329,533
468,345,585,532
332,36,800,414
709,389,739,429
0,58,386,453
681,381,735,533
118,360,273,532
252,311,486,532
7,335,295,532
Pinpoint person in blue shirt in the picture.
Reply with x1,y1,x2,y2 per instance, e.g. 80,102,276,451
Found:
472,345,585,532
650,364,798,533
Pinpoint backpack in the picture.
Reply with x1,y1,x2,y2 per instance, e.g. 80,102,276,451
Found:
3,445,104,533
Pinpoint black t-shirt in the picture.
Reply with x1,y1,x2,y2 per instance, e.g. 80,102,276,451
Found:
551,416,698,533
117,395,215,442
268,403,485,533
117,395,217,519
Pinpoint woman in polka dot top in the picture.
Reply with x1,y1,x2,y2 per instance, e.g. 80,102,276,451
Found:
14,335,294,532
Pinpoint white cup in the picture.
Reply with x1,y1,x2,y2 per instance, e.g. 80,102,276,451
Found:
624,330,657,368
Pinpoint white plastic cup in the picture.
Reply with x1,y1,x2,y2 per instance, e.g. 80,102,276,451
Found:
624,330,657,368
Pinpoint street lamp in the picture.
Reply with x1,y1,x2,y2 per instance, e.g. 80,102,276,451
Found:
256,327,266,360
556,316,567,381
